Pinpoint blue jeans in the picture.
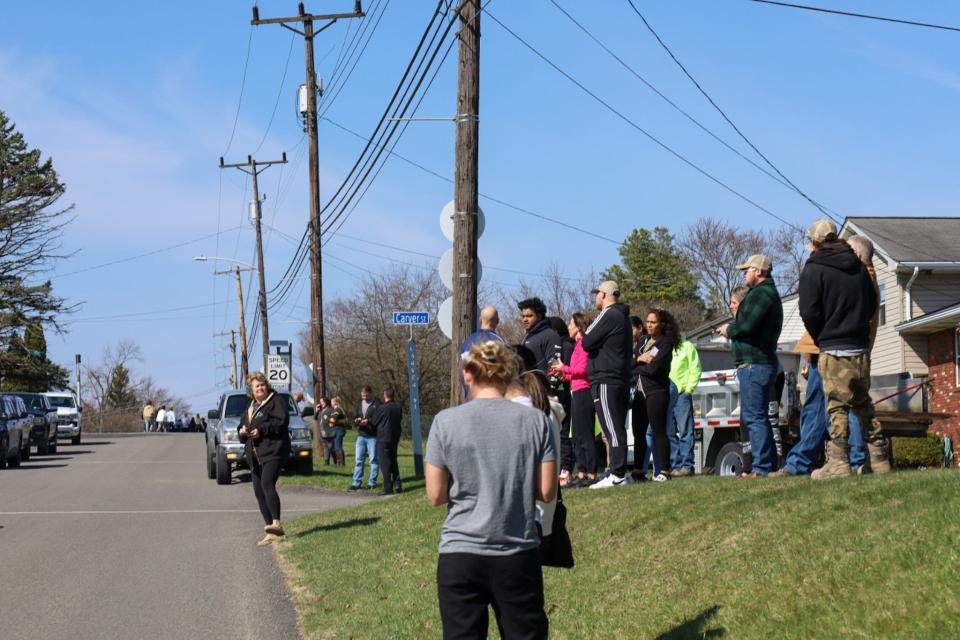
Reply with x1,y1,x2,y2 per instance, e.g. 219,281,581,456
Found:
639,425,662,474
785,362,828,475
848,412,867,470
352,435,379,487
669,384,696,471
331,427,346,454
737,364,778,475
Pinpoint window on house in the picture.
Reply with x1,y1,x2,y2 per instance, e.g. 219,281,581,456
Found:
878,283,886,326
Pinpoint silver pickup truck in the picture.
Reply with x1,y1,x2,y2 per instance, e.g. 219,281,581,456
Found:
204,390,314,485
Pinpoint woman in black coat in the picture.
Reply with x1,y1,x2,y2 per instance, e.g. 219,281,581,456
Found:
238,372,291,546
632,308,678,482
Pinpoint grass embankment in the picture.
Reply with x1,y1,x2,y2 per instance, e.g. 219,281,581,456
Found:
276,470,960,639
280,431,425,493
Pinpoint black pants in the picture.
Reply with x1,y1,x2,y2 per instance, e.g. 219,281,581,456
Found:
556,387,574,472
571,388,597,475
437,550,548,640
632,389,671,476
377,437,401,493
591,382,629,478
251,457,283,524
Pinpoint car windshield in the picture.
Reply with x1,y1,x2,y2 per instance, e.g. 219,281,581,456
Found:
13,394,46,411
222,393,300,417
47,395,76,409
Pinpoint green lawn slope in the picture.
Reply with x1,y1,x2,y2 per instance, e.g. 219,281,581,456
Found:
277,470,959,639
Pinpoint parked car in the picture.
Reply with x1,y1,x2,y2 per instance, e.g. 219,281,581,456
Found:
44,391,82,445
10,392,58,455
0,394,31,468
205,390,313,485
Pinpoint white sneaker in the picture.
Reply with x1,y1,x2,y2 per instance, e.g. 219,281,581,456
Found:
589,473,629,489
652,473,671,483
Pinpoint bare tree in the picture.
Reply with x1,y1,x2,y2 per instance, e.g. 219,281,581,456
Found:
83,339,143,421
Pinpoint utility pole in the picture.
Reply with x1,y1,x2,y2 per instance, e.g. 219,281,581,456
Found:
215,330,239,388
219,153,287,372
252,2,365,404
450,0,481,406
218,266,251,380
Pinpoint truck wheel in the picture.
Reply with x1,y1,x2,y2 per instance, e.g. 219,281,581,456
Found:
39,434,50,455
0,437,7,469
72,431,82,446
49,438,57,454
298,458,314,476
715,442,745,477
8,435,22,468
206,449,216,479
216,451,232,485
21,437,31,461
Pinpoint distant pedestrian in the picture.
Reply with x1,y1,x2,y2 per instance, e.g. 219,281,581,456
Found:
518,297,563,374
546,316,574,486
142,401,155,432
551,312,597,487
165,407,176,433
155,406,167,433
717,255,783,477
316,398,335,464
372,388,403,495
459,306,505,398
581,280,633,489
426,340,556,639
669,331,703,477
350,386,380,491
238,371,291,546
799,220,889,479
328,397,348,466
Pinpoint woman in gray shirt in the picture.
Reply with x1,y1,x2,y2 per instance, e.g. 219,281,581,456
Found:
426,340,558,639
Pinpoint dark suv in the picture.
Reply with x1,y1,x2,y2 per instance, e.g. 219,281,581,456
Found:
0,394,31,468
10,393,59,455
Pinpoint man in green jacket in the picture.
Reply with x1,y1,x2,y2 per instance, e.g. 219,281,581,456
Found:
718,254,783,476
669,338,703,476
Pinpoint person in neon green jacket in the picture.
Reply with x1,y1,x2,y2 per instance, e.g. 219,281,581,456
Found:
668,339,702,475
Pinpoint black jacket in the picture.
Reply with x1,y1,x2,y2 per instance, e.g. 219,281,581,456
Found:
371,399,403,443
635,334,674,396
238,393,291,464
521,319,563,373
353,398,381,437
798,242,877,352
580,302,632,385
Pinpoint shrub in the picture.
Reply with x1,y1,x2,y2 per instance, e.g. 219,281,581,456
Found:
891,434,943,469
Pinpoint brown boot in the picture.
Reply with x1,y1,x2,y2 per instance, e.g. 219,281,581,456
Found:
811,441,851,480
867,443,892,475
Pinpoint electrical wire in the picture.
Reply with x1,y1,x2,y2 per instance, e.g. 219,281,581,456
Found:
748,0,960,33
222,26,255,158
253,30,297,155
484,8,804,232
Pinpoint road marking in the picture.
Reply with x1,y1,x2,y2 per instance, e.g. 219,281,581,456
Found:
0,509,323,515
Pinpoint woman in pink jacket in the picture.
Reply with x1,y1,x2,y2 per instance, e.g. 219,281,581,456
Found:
551,312,595,488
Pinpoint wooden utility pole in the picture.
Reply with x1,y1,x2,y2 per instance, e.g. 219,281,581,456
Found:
450,0,481,406
252,2,365,404
215,330,239,388
219,153,287,372
231,266,250,380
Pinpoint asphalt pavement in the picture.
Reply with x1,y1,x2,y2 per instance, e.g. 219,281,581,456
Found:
0,433,372,640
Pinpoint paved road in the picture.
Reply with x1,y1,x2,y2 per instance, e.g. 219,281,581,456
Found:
0,434,371,640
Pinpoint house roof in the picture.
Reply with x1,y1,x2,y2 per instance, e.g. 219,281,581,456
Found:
895,301,960,335
841,217,960,264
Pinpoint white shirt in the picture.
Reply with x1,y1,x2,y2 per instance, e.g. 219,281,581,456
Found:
155,409,166,423
165,409,176,423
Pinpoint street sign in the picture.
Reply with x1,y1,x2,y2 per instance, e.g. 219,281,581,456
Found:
267,354,291,389
393,311,430,325
407,339,424,478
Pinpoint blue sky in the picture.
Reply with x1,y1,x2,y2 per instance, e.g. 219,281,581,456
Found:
1,1,958,412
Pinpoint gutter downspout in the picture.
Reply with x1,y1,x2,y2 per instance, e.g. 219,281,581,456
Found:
904,266,920,322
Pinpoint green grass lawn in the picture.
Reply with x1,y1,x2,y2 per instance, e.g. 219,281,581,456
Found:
275,469,960,639
279,430,426,492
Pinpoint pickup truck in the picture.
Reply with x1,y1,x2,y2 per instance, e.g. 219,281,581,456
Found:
44,391,82,445
205,391,314,485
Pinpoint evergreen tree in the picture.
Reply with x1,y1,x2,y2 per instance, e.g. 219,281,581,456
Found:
603,227,702,304
105,364,138,410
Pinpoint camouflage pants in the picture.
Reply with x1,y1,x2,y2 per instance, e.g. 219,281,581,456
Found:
819,353,884,447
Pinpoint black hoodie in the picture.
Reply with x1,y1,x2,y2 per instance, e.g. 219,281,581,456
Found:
521,318,563,373
798,242,877,352
581,302,632,384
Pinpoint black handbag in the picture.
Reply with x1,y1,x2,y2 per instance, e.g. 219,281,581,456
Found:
539,493,574,569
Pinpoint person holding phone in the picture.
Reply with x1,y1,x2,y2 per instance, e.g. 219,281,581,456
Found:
238,371,291,546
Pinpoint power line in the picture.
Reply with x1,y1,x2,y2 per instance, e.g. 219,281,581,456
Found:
222,26,255,157
624,0,840,225
484,8,803,232
253,30,297,155
748,0,960,33
53,226,242,278
321,116,620,244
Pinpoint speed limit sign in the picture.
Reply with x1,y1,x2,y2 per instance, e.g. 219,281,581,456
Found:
267,354,291,390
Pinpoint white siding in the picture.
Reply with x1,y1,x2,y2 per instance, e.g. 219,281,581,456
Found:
909,273,960,318
780,295,805,344
870,256,903,375
903,334,928,376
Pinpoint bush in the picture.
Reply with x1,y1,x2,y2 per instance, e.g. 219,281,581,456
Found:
891,434,943,469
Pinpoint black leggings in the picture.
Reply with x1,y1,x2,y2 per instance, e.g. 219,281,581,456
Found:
571,389,597,475
632,390,671,475
251,457,283,524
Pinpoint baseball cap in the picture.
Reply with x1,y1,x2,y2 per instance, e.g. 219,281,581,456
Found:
735,254,772,272
591,280,620,296
806,218,837,250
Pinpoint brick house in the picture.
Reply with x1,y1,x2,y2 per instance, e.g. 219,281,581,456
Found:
839,217,960,461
